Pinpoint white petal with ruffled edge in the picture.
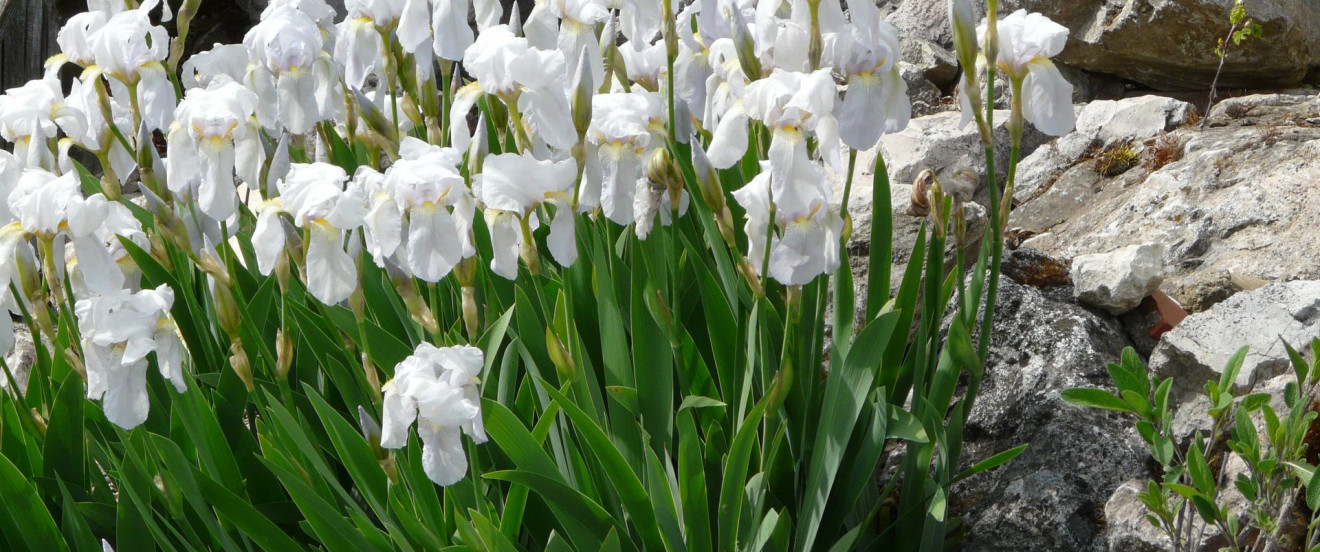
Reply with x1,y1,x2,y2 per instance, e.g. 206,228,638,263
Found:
1023,59,1076,137
305,222,357,305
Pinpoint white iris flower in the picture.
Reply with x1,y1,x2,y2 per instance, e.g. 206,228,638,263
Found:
166,81,265,225
87,7,176,131
460,25,577,150
76,285,186,430
708,68,840,179
582,91,665,225
244,6,340,134
732,161,842,286
398,0,503,61
476,152,578,279
278,163,368,304
966,10,1076,137
0,78,88,171
380,343,487,486
375,138,477,282
833,1,909,149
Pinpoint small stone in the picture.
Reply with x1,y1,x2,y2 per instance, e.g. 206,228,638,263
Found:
1170,268,1243,313
1071,244,1165,315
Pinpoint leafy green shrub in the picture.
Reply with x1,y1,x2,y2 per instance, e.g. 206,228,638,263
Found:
1065,340,1320,552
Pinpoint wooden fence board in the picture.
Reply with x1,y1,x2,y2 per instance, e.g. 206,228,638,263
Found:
0,0,58,91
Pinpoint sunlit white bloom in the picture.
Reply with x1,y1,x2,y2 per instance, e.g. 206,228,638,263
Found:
55,11,110,68
8,170,86,237
279,163,367,304
182,44,250,90
461,26,576,150
245,6,340,134
336,0,407,90
477,152,578,278
70,202,148,298
372,138,476,282
0,78,88,170
250,196,289,277
544,0,610,95
973,10,1075,136
11,177,123,295
77,285,186,429
582,91,664,224
709,68,839,179
832,5,909,149
0,150,18,221
619,39,667,91
605,0,661,46
732,162,842,286
398,0,502,61
263,0,340,28
380,343,486,486
62,78,135,183
87,8,176,131
167,81,264,224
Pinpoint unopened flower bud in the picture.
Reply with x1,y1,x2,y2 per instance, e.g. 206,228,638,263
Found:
662,0,678,61
766,362,793,413
213,283,242,338
468,113,489,174
462,286,480,339
275,329,294,381
352,88,399,143
691,140,726,212
29,408,48,438
519,218,541,276
949,0,980,77
737,257,764,297
508,2,523,36
717,206,737,248
64,348,87,381
646,148,683,197
386,260,440,335
729,6,762,79
546,326,577,381
198,253,232,288
571,49,594,141
230,341,254,392
928,175,948,239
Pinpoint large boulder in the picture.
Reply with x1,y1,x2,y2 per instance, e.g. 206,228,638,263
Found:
1014,94,1320,309
887,0,1320,91
953,279,1148,552
1150,280,1320,394
1013,95,1195,201
877,109,1052,191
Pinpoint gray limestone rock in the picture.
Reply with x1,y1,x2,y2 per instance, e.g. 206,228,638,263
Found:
1071,243,1166,315
1151,281,1320,395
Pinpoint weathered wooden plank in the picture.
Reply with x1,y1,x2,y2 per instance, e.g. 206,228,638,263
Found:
0,0,58,91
